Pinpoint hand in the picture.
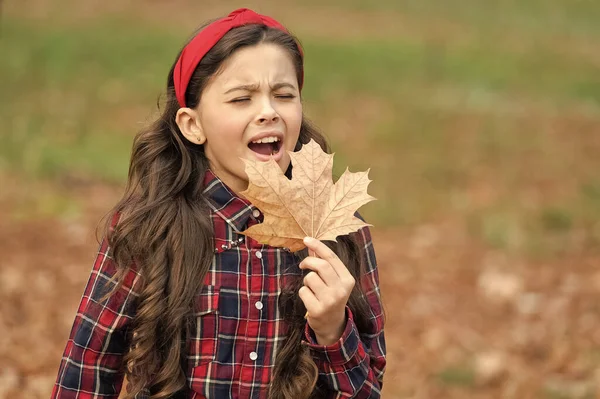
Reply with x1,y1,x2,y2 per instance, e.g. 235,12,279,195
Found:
299,236,355,345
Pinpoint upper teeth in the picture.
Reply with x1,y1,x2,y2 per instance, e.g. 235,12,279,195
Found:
252,136,280,144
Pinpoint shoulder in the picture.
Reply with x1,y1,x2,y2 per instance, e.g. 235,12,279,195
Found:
352,211,374,246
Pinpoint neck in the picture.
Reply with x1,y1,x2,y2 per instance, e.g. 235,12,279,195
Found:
209,168,249,200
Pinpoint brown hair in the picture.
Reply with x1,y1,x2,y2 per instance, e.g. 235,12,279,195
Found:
101,22,373,399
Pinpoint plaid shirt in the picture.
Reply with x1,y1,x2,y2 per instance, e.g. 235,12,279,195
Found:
51,170,386,399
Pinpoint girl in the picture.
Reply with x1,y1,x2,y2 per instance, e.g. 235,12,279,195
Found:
51,8,386,399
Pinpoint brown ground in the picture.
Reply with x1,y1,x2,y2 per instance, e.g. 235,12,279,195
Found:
1,179,599,399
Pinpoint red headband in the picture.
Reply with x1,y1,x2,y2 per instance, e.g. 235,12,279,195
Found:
173,8,304,108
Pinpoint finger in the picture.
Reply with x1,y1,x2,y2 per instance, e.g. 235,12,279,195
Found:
303,271,329,301
303,237,350,279
298,285,321,317
300,257,339,286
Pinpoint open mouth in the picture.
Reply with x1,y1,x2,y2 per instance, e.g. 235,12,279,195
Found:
248,137,283,158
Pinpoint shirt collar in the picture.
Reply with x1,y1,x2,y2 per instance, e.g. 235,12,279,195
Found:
202,169,256,233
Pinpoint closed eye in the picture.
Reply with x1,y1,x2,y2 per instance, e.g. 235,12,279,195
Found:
276,94,296,99
230,98,250,103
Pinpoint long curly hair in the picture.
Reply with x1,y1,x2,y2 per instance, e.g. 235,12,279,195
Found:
100,21,373,399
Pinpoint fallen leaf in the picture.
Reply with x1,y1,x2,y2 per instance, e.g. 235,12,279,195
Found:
240,139,375,251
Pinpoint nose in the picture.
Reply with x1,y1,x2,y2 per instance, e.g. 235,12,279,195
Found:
256,98,280,124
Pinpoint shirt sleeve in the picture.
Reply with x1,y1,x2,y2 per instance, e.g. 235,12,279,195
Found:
51,238,142,399
303,225,386,398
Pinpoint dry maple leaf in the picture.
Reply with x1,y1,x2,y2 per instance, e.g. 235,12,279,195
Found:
240,139,375,252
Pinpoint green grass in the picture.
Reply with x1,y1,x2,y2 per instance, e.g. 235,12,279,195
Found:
305,39,600,105
1,4,600,256
435,365,476,387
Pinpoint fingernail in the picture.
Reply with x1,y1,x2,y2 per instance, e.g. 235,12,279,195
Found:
304,237,313,244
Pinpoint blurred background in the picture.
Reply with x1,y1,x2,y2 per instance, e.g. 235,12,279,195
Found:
1,0,600,398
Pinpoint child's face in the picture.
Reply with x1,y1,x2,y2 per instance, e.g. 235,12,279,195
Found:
190,43,302,195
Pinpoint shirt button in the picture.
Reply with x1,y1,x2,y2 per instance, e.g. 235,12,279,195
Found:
252,209,261,218
255,301,263,310
255,251,262,259
249,351,258,361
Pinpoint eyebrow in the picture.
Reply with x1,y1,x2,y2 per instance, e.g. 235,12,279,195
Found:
223,82,297,95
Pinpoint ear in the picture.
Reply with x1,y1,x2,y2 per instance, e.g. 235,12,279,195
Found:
175,107,206,145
